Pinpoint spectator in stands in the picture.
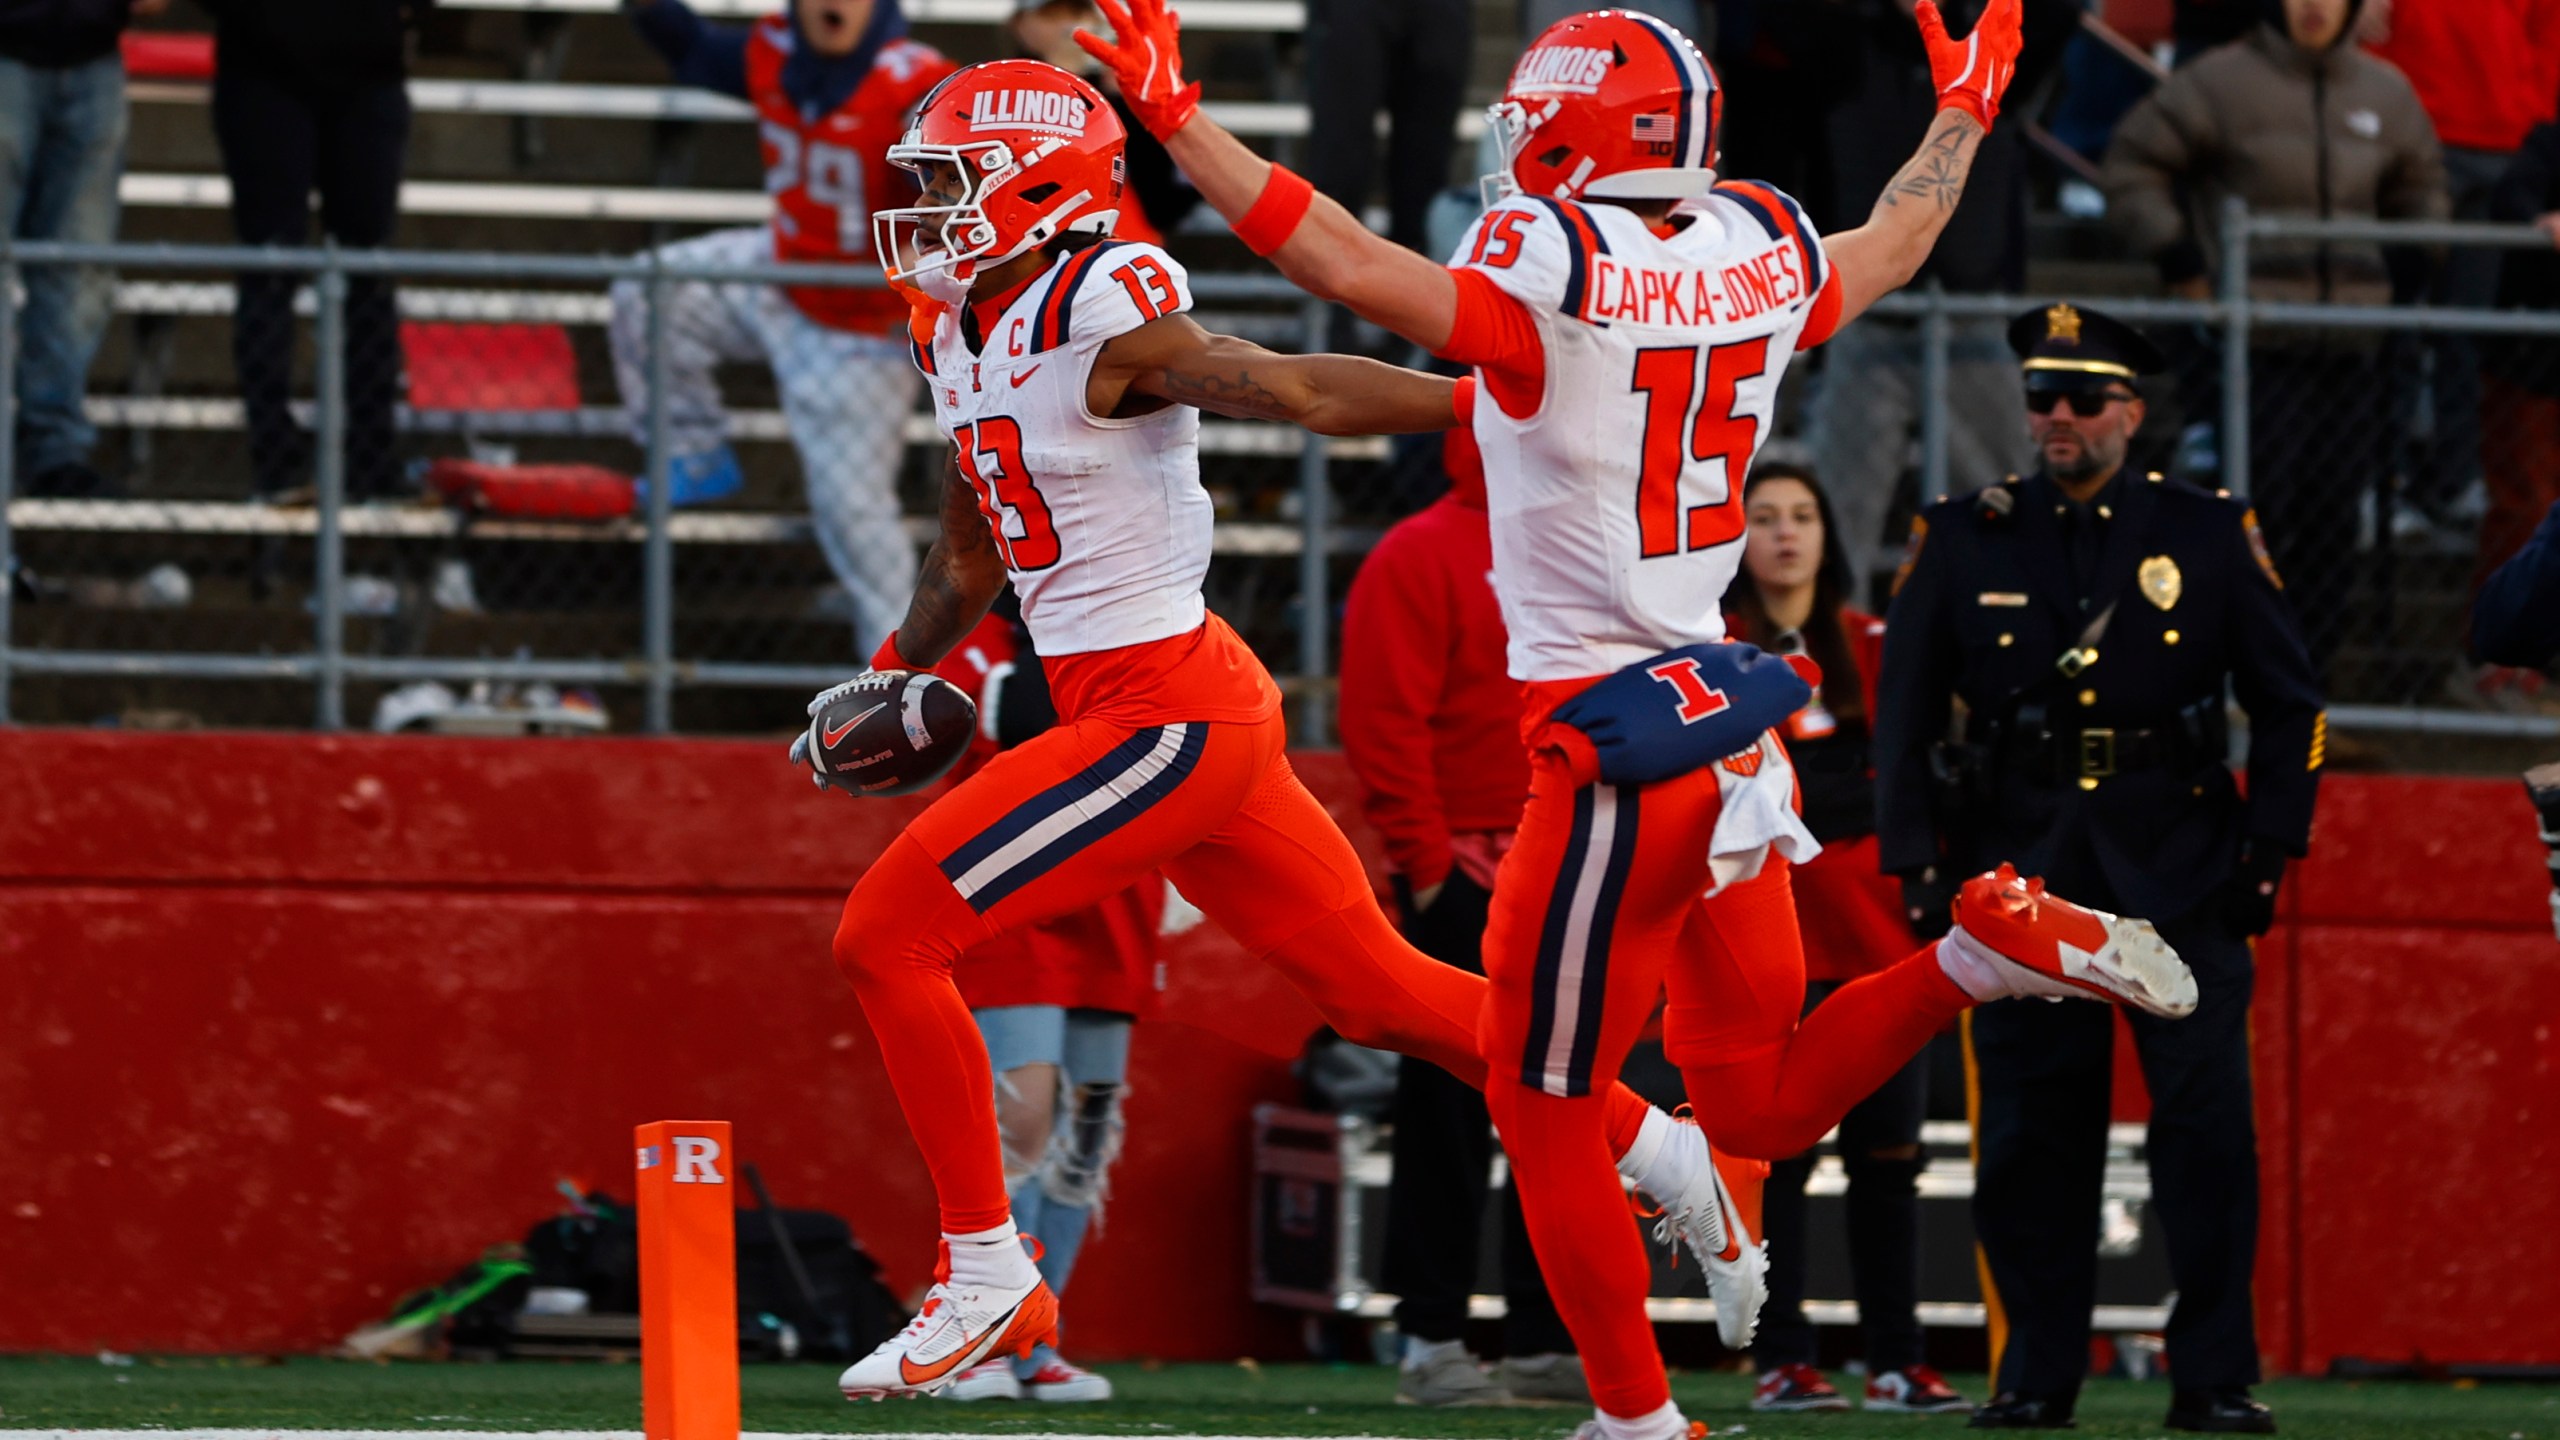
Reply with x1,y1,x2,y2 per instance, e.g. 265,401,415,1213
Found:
1006,0,1198,243
203,0,425,500
0,0,166,498
2102,0,2446,677
2369,0,2560,533
1798,0,2077,598
1304,0,1467,266
614,0,954,655
1337,424,1586,1408
2480,118,2560,609
1722,460,1966,1420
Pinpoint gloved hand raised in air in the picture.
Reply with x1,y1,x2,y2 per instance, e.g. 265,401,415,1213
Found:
1916,0,2023,130
1074,0,1201,140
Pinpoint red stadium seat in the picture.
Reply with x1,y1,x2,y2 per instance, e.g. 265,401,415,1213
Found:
121,32,214,83
403,321,583,414
405,321,636,519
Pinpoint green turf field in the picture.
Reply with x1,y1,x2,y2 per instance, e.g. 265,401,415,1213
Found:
0,1358,2552,1439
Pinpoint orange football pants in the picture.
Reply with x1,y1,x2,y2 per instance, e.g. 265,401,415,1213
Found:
1479,743,1973,1420
835,705,1654,1235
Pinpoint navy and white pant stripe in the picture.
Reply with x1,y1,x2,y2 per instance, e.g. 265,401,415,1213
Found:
939,722,1207,914
1520,784,1643,1097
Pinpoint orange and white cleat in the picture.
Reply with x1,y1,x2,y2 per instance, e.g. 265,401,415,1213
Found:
1950,864,2199,1018
838,1244,1058,1400
1644,1112,1771,1352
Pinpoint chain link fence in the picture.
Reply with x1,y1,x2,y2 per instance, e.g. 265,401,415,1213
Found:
0,239,1360,738
3,208,2556,750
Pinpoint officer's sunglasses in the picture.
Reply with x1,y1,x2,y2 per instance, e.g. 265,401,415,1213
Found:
2025,386,2136,418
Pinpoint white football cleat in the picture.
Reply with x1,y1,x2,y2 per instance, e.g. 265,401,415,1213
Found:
1951,864,2199,1019
837,1248,1057,1399
1642,1113,1771,1352
941,1358,1023,1401
1023,1356,1113,1401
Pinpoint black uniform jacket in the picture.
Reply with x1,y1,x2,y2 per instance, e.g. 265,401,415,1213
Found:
1874,469,2325,921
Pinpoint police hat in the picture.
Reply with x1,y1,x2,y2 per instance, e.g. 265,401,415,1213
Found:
2007,302,2166,387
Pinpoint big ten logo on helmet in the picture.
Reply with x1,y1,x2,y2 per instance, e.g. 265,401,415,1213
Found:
971,87,1092,136
1511,43,1613,95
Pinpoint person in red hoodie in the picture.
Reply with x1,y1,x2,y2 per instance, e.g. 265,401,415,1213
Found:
1723,461,1965,1418
1337,424,1583,1406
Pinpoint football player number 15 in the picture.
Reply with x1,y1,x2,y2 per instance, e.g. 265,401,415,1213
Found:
1631,336,1771,559
954,418,1062,572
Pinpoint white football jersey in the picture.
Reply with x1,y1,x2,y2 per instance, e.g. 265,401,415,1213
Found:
1450,186,1839,683
914,240,1208,657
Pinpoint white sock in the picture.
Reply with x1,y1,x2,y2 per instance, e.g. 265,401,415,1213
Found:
1401,1335,1466,1371
942,1222,1037,1293
1617,1106,1702,1201
1934,925,2014,1003
1596,1398,1689,1440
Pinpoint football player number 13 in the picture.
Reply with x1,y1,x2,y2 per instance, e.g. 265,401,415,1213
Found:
1630,335,1772,559
953,417,1062,572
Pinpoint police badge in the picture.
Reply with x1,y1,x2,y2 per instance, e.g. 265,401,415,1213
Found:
2139,555,2182,611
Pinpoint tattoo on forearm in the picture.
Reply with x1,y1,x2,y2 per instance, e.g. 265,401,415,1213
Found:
1881,119,1978,213
892,465,1000,662
1160,366,1291,421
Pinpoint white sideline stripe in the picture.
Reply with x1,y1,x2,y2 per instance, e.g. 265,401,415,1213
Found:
0,1424,1423,1434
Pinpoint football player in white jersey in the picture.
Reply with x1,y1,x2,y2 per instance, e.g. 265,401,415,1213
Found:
1081,3,2202,1432
815,57,1760,1398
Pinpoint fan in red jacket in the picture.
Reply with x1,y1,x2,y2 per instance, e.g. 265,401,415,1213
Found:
1721,461,1965,1418
929,605,1166,1402
1336,426,1583,1403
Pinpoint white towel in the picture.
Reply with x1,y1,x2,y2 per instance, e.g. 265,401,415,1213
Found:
1706,730,1822,895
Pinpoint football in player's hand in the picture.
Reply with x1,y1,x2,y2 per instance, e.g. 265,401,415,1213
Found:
805,670,977,796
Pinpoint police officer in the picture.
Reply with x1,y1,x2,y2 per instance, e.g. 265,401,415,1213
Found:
1874,304,2325,1434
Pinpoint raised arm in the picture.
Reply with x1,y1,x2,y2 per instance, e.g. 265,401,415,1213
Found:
625,0,751,101
1095,313,1463,437
880,456,1009,670
1819,0,2022,326
1074,0,1463,351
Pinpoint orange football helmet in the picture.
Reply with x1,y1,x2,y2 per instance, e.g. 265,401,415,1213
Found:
874,59,1128,298
1486,10,1723,203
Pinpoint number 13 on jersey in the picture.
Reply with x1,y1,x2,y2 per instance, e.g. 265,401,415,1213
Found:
954,418,1061,572
1631,336,1772,559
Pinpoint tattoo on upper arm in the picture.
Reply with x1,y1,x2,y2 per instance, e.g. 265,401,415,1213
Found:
1158,365,1292,421
1882,121,1975,213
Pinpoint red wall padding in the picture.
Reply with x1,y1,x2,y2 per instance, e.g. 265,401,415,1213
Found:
0,733,2552,1369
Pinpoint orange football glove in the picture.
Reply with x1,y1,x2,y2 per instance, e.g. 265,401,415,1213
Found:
1074,0,1202,141
1916,0,2022,130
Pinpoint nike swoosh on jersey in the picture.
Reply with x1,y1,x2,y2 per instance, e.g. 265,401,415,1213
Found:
823,701,888,748
1009,365,1042,388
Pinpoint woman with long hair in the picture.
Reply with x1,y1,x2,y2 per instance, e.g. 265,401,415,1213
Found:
1725,461,1967,1415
